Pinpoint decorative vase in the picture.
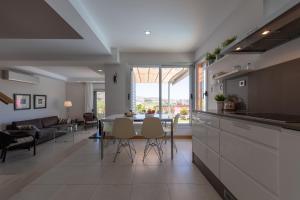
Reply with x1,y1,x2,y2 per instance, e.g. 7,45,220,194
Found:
216,101,224,113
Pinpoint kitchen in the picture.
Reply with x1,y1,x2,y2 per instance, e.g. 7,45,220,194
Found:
192,2,300,200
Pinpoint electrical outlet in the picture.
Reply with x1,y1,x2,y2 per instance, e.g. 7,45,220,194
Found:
239,80,246,87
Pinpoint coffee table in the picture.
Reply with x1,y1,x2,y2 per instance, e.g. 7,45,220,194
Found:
54,123,78,143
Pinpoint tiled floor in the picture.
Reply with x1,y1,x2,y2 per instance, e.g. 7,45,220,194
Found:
5,131,221,200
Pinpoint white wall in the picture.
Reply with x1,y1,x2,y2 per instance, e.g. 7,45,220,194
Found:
195,0,264,61
65,82,85,120
104,64,130,115
93,83,105,91
121,52,194,66
0,74,66,130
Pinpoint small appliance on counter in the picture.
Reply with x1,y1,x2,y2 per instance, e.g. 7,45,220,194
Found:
224,100,236,111
223,95,238,111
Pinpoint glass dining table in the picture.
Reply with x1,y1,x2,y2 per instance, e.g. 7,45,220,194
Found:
98,114,174,160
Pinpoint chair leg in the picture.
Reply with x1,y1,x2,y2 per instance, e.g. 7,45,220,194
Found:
33,140,36,156
155,139,163,162
127,140,134,163
0,149,4,159
130,140,136,153
2,148,7,163
113,139,122,162
143,139,150,162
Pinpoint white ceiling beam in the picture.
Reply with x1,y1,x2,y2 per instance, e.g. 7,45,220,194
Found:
45,0,111,54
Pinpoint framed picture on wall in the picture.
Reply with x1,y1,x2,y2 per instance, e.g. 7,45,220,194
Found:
14,94,31,110
33,95,47,109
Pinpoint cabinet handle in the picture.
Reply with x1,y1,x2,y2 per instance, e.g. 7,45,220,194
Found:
232,122,251,130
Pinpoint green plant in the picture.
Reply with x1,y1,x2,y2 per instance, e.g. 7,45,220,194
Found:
214,94,226,102
222,36,237,48
205,52,216,62
136,104,146,113
180,108,188,115
213,47,221,56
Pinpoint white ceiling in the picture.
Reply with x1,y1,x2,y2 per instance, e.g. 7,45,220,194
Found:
0,0,245,60
0,0,111,60
72,0,244,53
38,66,104,81
1,66,104,83
0,0,246,81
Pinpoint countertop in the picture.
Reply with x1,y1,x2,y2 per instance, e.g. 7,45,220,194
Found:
193,110,300,131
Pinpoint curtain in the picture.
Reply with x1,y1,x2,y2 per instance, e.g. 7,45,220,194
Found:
85,83,94,113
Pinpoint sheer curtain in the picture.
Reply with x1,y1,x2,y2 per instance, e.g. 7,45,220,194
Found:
85,83,94,113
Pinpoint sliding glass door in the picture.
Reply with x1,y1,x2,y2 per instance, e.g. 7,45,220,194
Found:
131,66,191,124
161,67,190,124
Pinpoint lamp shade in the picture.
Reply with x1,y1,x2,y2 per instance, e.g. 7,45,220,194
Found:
64,100,72,107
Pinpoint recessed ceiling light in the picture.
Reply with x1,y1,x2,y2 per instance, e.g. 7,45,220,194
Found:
144,30,151,36
261,30,271,35
235,47,242,51
98,69,102,72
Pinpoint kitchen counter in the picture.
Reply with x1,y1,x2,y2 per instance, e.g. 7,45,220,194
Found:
193,110,300,131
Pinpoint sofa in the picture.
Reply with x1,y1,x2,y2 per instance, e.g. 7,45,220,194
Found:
7,116,68,144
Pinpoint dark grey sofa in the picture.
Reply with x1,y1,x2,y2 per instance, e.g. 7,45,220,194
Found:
8,116,68,144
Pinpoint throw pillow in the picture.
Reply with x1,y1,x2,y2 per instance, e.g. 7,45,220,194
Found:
58,118,68,124
16,125,34,130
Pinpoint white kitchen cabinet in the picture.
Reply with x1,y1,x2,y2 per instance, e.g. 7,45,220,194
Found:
220,118,279,148
279,128,300,200
192,137,207,164
192,112,300,200
206,147,220,178
192,116,207,143
206,125,220,153
221,131,278,194
220,158,277,200
197,113,220,129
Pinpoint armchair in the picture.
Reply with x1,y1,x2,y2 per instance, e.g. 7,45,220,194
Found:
0,129,37,162
83,112,98,130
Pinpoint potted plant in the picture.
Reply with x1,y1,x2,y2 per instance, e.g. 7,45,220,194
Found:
205,52,216,65
213,47,222,60
222,36,237,48
214,94,226,112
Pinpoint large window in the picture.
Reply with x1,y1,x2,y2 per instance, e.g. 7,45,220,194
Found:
195,62,207,111
133,67,159,113
132,66,190,124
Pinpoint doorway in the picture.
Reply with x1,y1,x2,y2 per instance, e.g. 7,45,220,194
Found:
94,91,105,118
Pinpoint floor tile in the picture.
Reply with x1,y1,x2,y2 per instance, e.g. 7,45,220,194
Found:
133,166,167,184
131,184,170,200
52,185,96,200
9,185,63,200
168,184,222,200
99,165,135,184
90,185,131,200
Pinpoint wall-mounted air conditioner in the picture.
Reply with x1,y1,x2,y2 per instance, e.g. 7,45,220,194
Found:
1,70,39,84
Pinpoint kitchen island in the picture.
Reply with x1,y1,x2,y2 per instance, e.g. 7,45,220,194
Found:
192,110,300,200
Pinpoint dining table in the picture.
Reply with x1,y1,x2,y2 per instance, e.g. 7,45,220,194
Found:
98,113,174,160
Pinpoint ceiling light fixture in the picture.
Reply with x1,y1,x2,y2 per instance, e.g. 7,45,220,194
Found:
144,30,151,36
235,47,242,51
261,30,271,35
97,69,102,72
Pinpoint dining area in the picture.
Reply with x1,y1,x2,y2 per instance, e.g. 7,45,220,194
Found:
98,113,179,163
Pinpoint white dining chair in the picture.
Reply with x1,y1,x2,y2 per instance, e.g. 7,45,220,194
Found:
112,118,136,162
163,113,180,152
141,117,165,162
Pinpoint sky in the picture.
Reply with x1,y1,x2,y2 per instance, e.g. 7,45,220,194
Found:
136,76,189,100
